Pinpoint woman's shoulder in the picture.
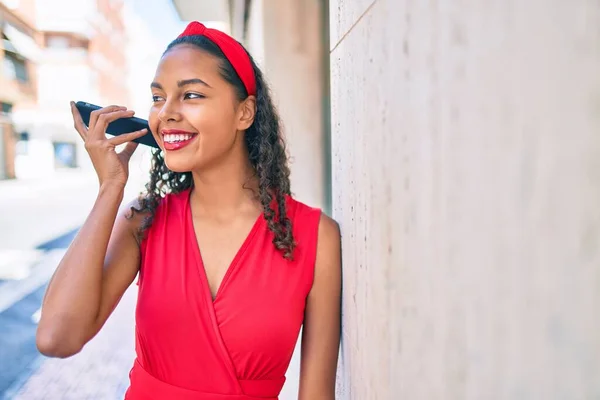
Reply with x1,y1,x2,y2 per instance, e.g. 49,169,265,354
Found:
120,189,189,231
284,196,340,289
136,188,190,214
284,195,339,240
284,194,321,218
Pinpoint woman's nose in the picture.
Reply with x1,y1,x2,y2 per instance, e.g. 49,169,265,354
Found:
158,102,181,122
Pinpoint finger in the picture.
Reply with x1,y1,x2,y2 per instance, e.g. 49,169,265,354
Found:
89,105,128,129
107,128,148,147
118,141,139,162
91,110,136,139
70,101,88,140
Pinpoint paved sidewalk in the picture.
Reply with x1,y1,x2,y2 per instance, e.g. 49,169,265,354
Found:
7,287,137,400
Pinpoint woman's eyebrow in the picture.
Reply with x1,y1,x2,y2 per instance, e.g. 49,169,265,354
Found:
178,78,212,88
150,78,212,90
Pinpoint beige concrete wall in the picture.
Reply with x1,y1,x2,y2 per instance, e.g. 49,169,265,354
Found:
331,0,600,399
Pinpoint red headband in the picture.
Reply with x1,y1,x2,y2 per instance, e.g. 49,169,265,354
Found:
177,21,256,96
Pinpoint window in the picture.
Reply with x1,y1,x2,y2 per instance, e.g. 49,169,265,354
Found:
3,54,28,82
3,57,16,80
1,103,13,114
53,142,77,168
16,132,29,155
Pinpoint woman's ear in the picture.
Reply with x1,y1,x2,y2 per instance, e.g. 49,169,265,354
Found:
237,96,256,131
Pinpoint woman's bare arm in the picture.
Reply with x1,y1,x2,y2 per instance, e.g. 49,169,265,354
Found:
36,193,143,358
298,214,342,400
36,103,149,358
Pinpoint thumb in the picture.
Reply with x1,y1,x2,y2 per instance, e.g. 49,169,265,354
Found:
119,141,139,162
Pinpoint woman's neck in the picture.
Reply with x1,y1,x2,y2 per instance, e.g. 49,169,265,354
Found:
189,157,260,218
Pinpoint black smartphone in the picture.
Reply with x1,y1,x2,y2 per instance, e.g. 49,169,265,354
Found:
75,101,159,148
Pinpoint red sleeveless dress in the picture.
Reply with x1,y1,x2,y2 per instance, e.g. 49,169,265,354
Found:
124,189,321,400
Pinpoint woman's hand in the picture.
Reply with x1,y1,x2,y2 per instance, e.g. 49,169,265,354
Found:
70,101,148,188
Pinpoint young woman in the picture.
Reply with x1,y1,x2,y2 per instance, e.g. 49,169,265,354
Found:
36,21,341,400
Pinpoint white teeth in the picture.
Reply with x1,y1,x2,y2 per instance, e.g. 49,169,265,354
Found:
164,134,193,143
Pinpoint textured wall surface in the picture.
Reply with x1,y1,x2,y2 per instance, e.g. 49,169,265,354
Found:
331,0,600,399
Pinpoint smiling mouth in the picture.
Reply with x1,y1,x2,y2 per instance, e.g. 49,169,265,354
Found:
160,131,198,151
162,133,197,144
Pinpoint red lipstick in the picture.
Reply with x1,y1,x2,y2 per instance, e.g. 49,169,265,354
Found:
161,129,197,151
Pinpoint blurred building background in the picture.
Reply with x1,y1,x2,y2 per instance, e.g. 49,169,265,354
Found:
1,0,600,399
0,0,38,180
0,1,179,398
1,0,130,179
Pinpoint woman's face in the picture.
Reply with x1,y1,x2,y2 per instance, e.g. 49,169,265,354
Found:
148,44,250,173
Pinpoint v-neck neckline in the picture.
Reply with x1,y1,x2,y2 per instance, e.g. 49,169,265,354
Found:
186,189,264,303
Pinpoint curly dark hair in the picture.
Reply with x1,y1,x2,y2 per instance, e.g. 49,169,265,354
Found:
131,35,296,259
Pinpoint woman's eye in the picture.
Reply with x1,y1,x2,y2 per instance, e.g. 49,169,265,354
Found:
184,92,205,100
152,95,164,102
